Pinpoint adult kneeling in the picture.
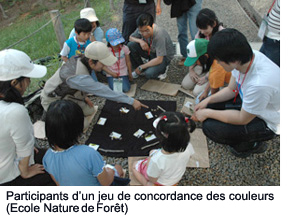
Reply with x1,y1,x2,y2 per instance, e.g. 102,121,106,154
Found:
192,29,280,158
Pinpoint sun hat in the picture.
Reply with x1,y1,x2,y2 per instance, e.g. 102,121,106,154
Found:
184,38,209,67
0,49,47,81
106,28,125,46
85,42,117,66
80,8,99,22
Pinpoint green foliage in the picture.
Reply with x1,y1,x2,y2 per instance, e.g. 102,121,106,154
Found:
0,0,120,91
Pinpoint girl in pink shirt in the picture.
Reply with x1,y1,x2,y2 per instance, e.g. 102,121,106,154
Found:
103,28,133,93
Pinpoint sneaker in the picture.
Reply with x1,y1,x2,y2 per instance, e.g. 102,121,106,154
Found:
158,72,167,80
227,142,268,158
251,142,268,154
132,71,139,79
227,146,251,158
158,66,169,80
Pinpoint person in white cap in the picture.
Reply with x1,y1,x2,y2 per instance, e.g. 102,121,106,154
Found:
69,7,104,42
41,41,148,129
0,49,54,186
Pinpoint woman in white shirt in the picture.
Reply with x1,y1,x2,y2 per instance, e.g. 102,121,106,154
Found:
0,49,53,185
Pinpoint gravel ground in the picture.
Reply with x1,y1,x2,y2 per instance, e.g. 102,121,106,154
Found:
36,0,280,186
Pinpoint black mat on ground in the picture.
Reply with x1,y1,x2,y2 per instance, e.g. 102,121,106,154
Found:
86,100,176,157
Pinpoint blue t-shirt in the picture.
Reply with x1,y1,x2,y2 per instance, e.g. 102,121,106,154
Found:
66,37,91,58
43,145,105,186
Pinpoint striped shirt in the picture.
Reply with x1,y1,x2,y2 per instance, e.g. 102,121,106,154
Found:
266,0,280,40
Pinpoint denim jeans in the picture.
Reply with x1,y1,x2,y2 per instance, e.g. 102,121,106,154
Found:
107,75,131,93
127,41,171,79
177,0,203,58
260,36,280,67
202,97,276,152
122,2,155,44
91,70,98,82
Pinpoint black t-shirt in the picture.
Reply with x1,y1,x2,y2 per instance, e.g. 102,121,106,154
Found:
124,0,154,5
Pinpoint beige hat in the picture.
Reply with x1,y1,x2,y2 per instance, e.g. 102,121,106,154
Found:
0,49,47,81
80,8,99,22
85,42,117,66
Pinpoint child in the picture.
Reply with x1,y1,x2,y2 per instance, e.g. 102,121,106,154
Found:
60,18,92,62
182,39,231,103
103,28,133,93
192,8,229,103
133,112,196,186
69,7,104,42
181,38,213,97
43,100,127,186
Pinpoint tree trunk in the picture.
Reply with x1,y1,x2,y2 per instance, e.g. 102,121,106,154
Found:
84,0,91,7
109,0,115,10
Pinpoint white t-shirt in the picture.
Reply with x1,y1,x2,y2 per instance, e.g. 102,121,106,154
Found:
147,143,195,185
0,101,35,184
231,50,280,134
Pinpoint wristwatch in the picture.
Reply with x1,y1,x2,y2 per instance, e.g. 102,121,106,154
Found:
138,66,143,72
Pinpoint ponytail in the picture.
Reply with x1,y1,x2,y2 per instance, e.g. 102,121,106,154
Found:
156,112,196,153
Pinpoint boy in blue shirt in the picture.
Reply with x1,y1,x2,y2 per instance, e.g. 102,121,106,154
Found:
60,18,92,62
69,7,104,42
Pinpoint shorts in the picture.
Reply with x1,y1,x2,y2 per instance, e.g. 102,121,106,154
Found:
135,158,150,180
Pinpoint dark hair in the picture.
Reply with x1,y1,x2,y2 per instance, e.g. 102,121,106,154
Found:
207,28,253,64
45,100,84,149
196,8,222,39
198,54,213,73
136,13,154,27
74,18,92,34
0,77,26,105
80,54,98,72
107,42,124,47
95,21,100,28
155,112,196,153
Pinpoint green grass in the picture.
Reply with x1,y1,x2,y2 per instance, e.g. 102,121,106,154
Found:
0,0,120,93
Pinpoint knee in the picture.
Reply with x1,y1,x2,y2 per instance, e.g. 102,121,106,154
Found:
202,119,215,137
193,90,200,97
123,84,130,93
182,81,194,90
193,86,204,97
145,70,158,79
181,76,195,90
127,41,138,51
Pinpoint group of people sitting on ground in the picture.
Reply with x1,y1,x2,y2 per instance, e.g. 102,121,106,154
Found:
0,0,280,186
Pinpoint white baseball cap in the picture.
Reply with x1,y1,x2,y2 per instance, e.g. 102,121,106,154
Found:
85,42,117,66
0,49,47,81
80,8,99,22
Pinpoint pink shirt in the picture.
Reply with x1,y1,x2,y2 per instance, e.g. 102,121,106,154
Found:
106,45,130,77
